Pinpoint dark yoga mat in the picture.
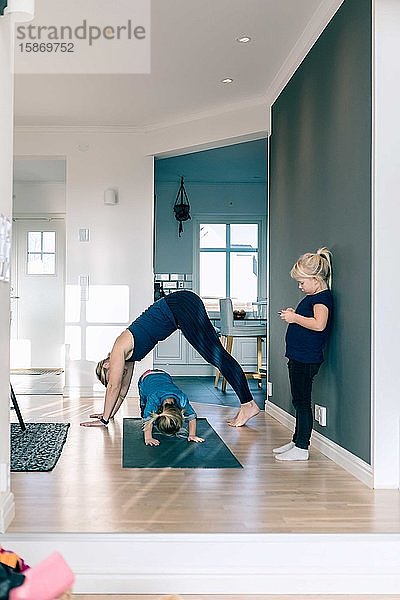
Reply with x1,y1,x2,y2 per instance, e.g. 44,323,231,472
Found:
122,418,243,469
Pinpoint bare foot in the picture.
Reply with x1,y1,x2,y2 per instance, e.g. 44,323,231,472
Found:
227,409,240,423
227,400,260,427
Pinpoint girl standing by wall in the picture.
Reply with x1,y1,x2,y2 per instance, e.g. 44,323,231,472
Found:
275,247,333,461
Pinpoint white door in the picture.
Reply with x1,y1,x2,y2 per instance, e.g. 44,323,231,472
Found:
10,218,65,368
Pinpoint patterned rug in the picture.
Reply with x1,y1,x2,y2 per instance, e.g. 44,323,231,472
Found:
10,423,70,471
10,368,64,376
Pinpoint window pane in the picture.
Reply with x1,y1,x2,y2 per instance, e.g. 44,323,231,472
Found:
230,224,258,249
28,232,41,252
27,254,43,274
230,252,258,306
200,224,226,248
42,231,56,252
27,253,55,275
200,252,226,299
42,254,56,274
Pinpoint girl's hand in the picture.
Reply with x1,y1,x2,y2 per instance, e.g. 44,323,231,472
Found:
188,435,205,443
280,308,297,323
145,437,160,446
80,420,107,427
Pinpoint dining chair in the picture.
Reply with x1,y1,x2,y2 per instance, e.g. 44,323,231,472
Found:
215,297,266,391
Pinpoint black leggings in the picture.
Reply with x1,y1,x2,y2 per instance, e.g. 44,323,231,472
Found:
165,291,253,404
288,359,321,449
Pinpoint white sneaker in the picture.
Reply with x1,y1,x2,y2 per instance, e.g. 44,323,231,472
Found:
275,447,309,461
272,441,295,454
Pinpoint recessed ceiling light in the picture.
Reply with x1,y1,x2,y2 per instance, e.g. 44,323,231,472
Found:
221,77,234,84
236,36,251,43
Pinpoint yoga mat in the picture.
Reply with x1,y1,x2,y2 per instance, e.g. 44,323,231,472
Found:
123,418,242,469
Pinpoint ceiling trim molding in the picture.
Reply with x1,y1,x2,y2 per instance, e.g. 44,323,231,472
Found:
140,96,268,133
14,96,268,136
265,0,345,111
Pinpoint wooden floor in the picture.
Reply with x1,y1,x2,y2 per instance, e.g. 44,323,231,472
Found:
8,388,400,534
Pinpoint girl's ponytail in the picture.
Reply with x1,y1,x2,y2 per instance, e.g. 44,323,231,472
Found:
316,247,332,288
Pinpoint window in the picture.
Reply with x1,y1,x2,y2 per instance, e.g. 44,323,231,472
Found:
27,231,56,275
199,222,259,311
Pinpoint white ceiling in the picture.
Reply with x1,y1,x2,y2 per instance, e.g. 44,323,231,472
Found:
14,0,328,129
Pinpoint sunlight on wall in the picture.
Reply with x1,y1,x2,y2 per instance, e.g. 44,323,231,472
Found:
65,326,81,360
86,285,130,322
10,339,31,368
65,285,80,323
86,326,125,361
65,284,130,364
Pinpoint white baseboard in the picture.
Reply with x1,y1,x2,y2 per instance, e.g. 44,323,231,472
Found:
266,401,373,488
1,532,399,594
0,491,15,533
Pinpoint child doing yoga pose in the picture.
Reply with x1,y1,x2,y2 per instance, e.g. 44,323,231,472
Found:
138,369,204,446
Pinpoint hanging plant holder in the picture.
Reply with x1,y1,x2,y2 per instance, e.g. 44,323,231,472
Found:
173,176,191,237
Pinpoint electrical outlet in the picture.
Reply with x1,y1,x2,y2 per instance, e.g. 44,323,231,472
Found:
267,382,273,396
315,404,327,426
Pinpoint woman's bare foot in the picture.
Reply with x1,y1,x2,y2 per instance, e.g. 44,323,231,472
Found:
227,400,260,427
227,409,240,423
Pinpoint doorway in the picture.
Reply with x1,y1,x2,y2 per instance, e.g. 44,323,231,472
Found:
10,216,65,369
10,157,66,395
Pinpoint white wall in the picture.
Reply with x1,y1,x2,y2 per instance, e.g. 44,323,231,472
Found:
0,13,15,532
12,132,155,395
372,0,400,488
13,181,66,213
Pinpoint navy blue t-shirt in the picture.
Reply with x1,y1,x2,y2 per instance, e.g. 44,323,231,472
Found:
127,298,177,361
285,289,333,364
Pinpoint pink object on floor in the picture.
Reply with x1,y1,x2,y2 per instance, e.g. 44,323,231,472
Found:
9,551,74,600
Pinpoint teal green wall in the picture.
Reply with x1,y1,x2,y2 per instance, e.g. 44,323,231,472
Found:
269,0,372,462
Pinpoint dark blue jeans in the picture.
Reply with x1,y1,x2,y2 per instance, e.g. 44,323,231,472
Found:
288,359,321,450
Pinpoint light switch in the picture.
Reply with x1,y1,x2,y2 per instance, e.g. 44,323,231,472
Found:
79,275,89,301
79,228,90,242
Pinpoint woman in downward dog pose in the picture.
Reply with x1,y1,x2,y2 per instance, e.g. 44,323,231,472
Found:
80,290,260,429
